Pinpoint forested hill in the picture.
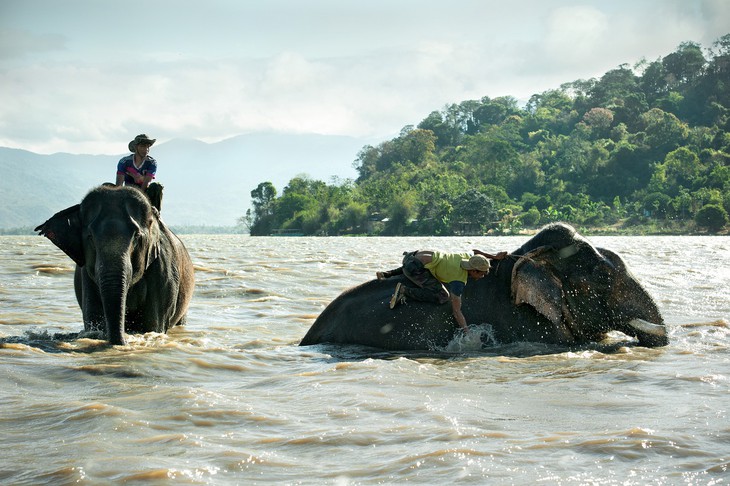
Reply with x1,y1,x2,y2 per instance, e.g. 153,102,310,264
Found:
247,35,730,236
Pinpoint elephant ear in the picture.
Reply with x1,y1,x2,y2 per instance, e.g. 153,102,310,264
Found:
511,247,575,342
34,204,85,267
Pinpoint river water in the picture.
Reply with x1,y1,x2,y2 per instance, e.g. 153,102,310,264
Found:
0,234,728,485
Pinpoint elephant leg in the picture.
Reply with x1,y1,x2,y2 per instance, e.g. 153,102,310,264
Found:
78,268,105,333
73,265,83,309
136,298,167,334
124,281,154,334
126,278,173,334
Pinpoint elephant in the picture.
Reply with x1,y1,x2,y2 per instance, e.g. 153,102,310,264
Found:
300,223,668,351
35,185,195,345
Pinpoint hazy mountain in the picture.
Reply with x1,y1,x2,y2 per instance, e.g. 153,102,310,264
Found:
0,133,374,229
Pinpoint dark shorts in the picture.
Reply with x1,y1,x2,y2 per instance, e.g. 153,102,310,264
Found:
401,251,450,304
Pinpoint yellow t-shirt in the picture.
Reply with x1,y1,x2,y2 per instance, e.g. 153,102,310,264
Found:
424,251,469,284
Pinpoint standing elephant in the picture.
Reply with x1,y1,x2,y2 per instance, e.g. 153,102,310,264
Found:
300,223,668,350
35,185,195,345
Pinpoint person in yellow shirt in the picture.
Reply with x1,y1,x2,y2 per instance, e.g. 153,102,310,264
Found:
377,249,507,331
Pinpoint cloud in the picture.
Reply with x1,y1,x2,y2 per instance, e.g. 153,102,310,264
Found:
0,28,65,60
544,6,609,67
1,1,729,154
2,47,506,153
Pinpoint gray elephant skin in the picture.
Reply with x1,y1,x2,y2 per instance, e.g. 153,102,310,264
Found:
35,185,195,345
300,223,668,350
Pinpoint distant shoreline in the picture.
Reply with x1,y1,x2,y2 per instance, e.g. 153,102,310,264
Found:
3,222,726,237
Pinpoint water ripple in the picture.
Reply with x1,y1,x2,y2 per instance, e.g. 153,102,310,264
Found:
0,235,728,484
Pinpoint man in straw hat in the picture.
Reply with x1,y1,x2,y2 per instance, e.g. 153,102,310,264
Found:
116,134,163,210
377,249,507,332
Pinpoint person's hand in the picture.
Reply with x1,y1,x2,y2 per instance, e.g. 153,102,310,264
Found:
127,170,144,184
376,271,385,280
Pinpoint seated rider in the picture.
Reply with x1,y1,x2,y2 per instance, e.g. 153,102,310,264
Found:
377,249,508,332
116,133,163,211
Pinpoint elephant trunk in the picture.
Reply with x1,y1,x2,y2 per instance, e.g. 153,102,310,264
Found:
97,260,132,345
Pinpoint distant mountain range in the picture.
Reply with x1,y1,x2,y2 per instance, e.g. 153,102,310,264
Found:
0,133,375,229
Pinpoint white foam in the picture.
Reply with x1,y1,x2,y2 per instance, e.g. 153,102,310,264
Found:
443,324,496,352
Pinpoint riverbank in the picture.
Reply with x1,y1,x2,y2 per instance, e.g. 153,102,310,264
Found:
2,220,726,237
572,220,728,237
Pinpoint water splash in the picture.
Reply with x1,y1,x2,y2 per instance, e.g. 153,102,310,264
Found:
442,324,497,353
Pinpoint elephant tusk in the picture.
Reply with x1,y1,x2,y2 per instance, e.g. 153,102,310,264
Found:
628,318,666,336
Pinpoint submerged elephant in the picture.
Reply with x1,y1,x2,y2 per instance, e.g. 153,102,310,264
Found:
35,185,195,345
300,223,668,350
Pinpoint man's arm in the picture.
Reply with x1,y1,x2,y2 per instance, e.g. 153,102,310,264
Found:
141,174,153,190
124,167,145,185
450,295,468,331
473,249,508,260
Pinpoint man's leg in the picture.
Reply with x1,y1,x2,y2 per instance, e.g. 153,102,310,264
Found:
377,266,403,280
401,252,449,304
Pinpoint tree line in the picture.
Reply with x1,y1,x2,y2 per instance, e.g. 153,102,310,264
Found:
244,35,730,236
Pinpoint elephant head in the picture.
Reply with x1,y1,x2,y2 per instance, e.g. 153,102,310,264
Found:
35,185,166,345
509,223,667,347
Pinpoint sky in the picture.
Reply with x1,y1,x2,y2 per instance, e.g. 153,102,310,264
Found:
1,0,729,155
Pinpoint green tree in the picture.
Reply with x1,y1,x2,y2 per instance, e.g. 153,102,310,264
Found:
338,201,369,234
277,177,324,223
640,108,690,155
671,190,693,220
658,147,702,195
589,66,643,115
248,182,278,235
662,41,706,89
418,111,456,149
449,189,497,234
521,206,541,227
643,192,672,219
244,34,730,237
414,172,469,235
581,107,614,138
461,132,519,189
384,192,417,235
695,204,729,232
471,96,522,132
524,89,577,137
353,128,437,178
639,59,669,103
